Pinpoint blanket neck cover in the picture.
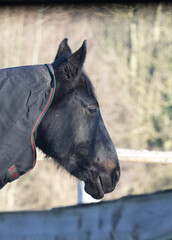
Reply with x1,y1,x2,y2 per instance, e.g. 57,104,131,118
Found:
0,64,56,189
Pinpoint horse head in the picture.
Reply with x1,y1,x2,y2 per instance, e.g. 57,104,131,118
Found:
36,39,120,199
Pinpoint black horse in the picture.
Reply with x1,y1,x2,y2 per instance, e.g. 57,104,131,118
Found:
0,39,120,199
36,39,120,199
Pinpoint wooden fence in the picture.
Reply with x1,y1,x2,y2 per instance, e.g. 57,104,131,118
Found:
0,189,172,240
1,149,172,239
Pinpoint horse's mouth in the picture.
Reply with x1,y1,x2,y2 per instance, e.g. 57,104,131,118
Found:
84,177,105,199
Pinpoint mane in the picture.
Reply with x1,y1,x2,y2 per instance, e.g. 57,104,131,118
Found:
52,55,67,69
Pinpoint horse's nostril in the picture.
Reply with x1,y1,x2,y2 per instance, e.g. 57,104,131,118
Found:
115,168,120,182
113,168,120,183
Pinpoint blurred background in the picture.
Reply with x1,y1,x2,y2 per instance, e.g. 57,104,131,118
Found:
0,3,172,211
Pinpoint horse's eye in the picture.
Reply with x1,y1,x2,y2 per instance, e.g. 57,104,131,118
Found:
87,105,98,115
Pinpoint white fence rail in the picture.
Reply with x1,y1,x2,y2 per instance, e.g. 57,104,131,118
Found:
117,148,172,164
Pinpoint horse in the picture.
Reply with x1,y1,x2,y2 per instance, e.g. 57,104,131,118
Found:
0,39,120,199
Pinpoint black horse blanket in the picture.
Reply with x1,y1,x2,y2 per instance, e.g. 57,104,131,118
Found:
0,64,56,189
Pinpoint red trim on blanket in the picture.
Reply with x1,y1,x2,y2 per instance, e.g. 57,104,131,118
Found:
7,165,19,181
30,64,56,169
31,87,54,167
48,64,54,74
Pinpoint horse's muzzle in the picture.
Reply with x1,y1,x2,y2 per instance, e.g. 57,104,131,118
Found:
84,167,120,199
100,167,120,194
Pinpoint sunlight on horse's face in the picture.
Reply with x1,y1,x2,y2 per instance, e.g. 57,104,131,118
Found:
36,39,120,199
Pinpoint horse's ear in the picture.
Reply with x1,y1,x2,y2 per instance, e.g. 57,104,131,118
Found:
54,38,72,60
69,40,87,76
